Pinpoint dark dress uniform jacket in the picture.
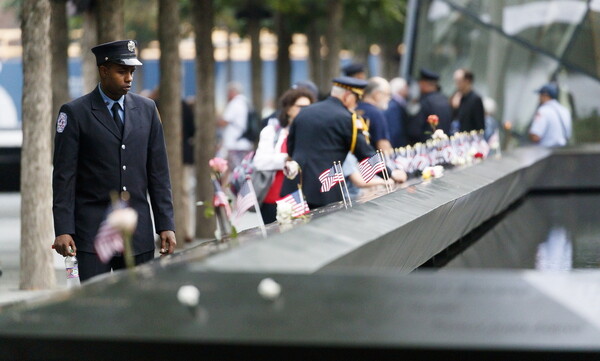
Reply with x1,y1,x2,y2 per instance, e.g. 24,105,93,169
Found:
282,96,376,208
408,91,452,144
53,87,174,255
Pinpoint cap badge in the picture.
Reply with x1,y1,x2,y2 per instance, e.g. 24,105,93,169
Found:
127,40,135,52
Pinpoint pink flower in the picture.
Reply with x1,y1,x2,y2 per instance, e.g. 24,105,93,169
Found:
209,157,228,174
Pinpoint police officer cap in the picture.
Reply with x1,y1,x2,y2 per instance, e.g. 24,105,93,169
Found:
342,62,365,77
535,83,558,99
332,76,368,97
419,68,440,81
91,40,143,67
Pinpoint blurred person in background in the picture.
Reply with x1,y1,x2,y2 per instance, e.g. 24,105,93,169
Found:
282,77,406,208
217,82,253,170
357,77,393,154
450,68,485,133
385,77,409,148
342,62,367,80
483,96,499,142
261,80,319,129
529,83,572,147
253,88,316,223
408,68,452,143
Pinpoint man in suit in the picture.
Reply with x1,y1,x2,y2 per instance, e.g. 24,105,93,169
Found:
407,68,452,144
282,77,405,208
451,68,485,133
52,40,176,282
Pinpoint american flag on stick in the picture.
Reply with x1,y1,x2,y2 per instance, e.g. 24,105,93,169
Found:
233,179,257,220
358,153,386,183
213,178,231,218
277,190,309,217
319,165,344,192
94,202,126,264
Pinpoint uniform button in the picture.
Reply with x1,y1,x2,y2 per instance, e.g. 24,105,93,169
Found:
122,165,127,170
122,186,127,191
121,144,126,149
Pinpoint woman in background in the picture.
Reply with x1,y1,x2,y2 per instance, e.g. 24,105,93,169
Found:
253,88,316,223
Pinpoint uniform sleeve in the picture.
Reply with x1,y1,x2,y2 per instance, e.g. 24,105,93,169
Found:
147,104,175,233
287,118,296,158
52,106,79,236
529,109,548,139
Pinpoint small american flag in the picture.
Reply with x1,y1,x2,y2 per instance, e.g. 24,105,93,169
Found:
94,202,126,264
277,190,309,217
394,154,410,172
410,153,431,172
358,153,386,183
213,178,231,218
488,130,500,149
478,138,491,157
233,179,257,220
319,165,343,192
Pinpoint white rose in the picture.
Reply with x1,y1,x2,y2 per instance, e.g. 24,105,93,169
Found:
177,285,200,307
107,207,138,233
258,278,281,301
276,201,293,224
432,129,448,140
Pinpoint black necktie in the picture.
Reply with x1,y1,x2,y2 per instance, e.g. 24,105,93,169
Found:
111,102,124,135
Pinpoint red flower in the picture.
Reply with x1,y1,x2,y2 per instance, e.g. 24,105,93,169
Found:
427,115,439,129
474,152,484,159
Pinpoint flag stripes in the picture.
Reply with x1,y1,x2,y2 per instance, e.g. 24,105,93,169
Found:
319,165,344,192
213,178,231,217
358,154,386,183
277,190,309,217
94,219,124,263
233,179,256,220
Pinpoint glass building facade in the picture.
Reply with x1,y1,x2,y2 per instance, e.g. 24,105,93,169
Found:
403,0,600,144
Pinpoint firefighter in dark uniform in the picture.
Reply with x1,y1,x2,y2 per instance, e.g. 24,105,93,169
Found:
407,68,453,144
52,40,176,282
282,77,405,208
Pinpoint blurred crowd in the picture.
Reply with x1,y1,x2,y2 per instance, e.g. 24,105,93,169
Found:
152,61,572,227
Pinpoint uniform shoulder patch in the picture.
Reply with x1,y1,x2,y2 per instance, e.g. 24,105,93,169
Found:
56,112,67,133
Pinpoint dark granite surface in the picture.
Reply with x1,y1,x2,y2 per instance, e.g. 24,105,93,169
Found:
1,268,600,359
3,145,600,359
